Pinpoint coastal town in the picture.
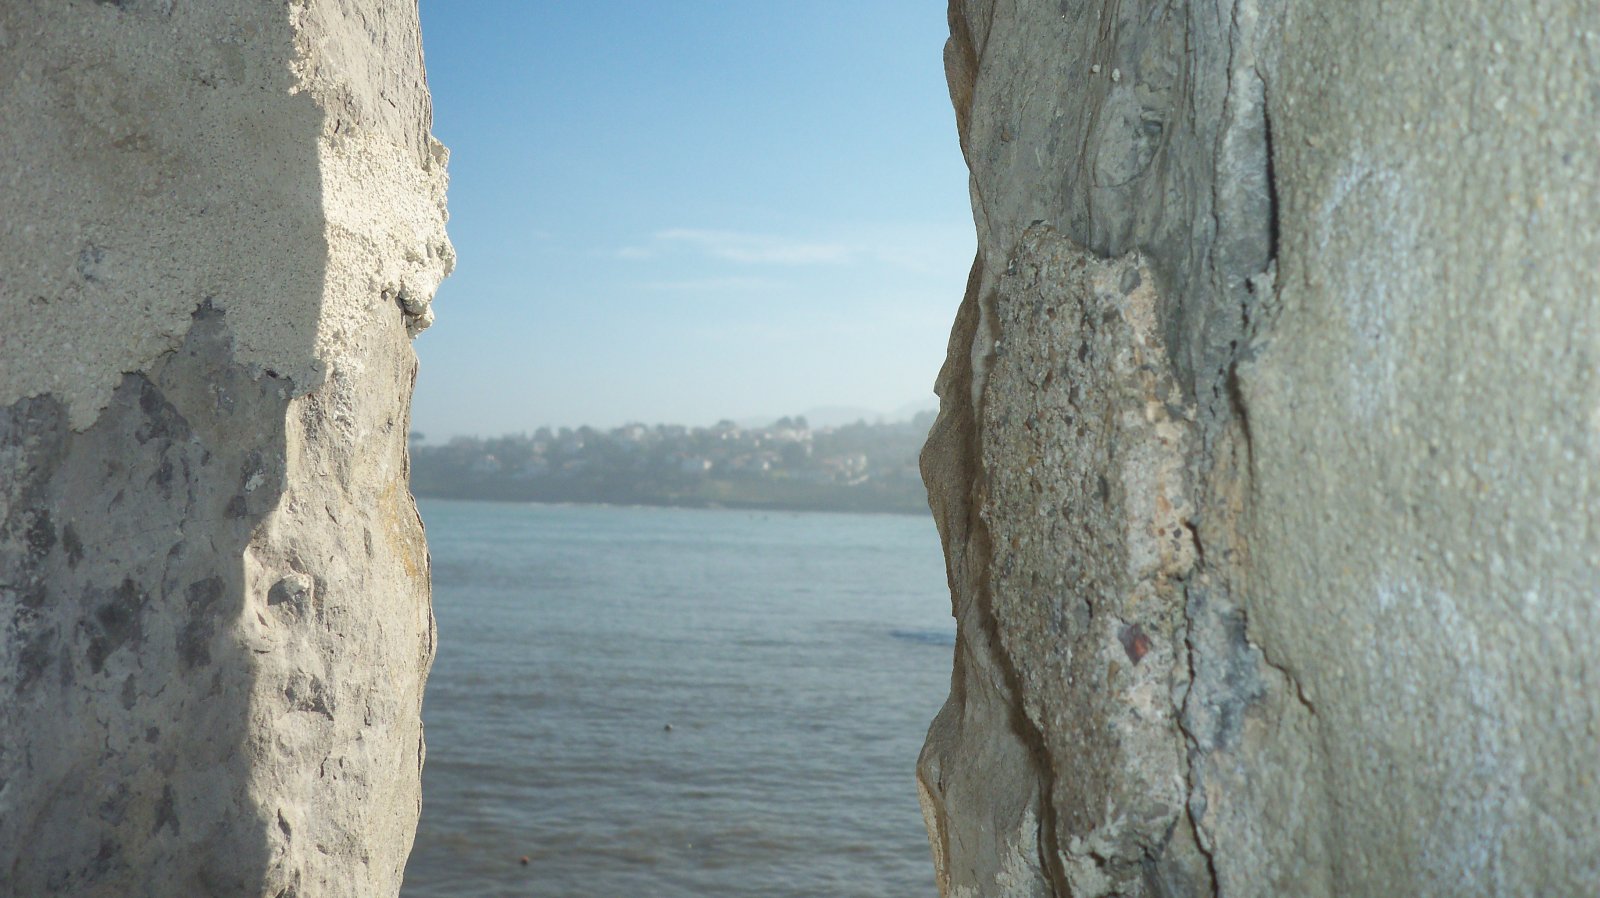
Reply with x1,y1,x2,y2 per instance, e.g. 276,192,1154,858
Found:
410,412,936,514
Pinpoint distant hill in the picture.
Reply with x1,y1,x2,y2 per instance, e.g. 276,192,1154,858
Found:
411,413,936,515
739,399,940,431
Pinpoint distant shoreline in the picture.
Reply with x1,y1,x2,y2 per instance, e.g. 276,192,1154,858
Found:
409,413,937,519
410,485,932,517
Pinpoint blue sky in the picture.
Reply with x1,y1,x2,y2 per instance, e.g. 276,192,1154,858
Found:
412,1,971,438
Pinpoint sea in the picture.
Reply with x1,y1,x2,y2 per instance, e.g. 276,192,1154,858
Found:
400,499,955,898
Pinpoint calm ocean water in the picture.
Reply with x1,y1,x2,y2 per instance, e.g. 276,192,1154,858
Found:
401,500,954,898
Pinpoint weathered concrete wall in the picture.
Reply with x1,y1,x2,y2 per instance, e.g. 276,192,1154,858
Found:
920,1,1600,895
0,2,451,895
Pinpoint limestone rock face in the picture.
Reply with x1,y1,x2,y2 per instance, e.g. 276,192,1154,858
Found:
921,1,1600,895
0,3,451,896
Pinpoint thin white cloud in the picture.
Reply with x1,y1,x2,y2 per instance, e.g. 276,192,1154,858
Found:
654,228,854,265
835,223,976,276
611,224,974,274
643,276,785,292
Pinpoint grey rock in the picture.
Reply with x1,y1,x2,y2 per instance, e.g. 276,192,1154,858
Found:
923,0,1600,895
0,3,450,896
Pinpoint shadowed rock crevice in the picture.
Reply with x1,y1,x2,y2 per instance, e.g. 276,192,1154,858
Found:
919,255,1057,896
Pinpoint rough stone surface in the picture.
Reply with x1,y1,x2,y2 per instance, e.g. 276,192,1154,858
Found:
0,2,451,896
921,0,1600,895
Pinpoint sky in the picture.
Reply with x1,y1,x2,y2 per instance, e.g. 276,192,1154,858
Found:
412,1,972,438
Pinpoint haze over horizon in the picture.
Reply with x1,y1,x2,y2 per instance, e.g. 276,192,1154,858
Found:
412,1,971,439
409,398,942,442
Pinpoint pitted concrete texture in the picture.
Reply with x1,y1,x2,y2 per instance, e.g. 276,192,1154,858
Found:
920,230,1201,897
0,2,451,895
922,0,1600,895
977,235,1195,897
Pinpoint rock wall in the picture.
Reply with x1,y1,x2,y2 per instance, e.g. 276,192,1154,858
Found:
0,3,451,896
919,1,1600,895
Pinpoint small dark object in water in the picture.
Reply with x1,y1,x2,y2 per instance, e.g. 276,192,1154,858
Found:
889,628,957,647
663,723,674,732
519,856,530,866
